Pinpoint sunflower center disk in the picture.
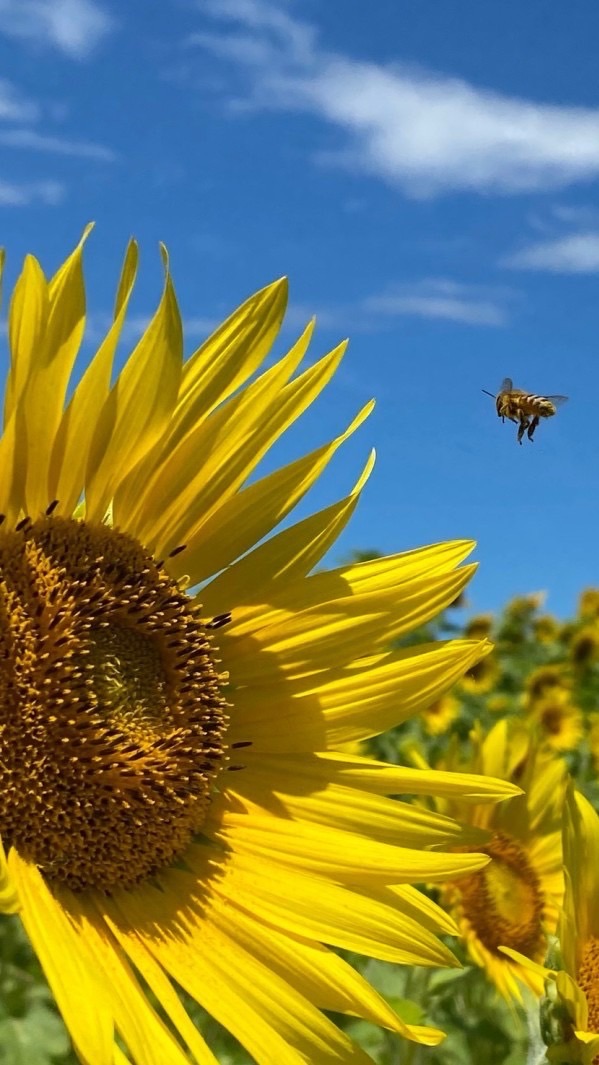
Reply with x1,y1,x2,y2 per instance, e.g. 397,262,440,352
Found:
0,516,228,892
457,832,545,957
577,936,599,1037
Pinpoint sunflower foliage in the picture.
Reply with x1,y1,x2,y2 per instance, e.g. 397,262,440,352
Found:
372,587,599,782
362,585,599,1065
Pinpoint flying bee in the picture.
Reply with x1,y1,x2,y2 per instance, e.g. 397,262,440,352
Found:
482,378,568,444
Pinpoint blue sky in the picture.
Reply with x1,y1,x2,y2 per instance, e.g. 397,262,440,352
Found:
0,0,597,620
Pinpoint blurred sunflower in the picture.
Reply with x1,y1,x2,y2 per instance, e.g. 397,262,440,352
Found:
0,230,521,1065
570,625,599,669
459,653,498,694
486,694,511,715
421,693,461,736
533,614,560,645
578,589,599,621
464,614,493,640
529,689,584,753
431,719,566,1001
525,664,568,703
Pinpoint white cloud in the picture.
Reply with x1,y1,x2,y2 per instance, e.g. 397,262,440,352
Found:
0,180,65,206
0,0,113,59
363,279,509,326
193,0,599,196
0,128,116,160
282,279,512,332
505,231,599,273
0,79,38,122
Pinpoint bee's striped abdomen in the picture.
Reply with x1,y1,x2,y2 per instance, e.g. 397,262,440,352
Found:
520,394,557,418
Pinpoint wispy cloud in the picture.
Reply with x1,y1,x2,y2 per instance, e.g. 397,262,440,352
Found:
0,78,38,122
282,279,512,334
362,279,510,326
0,180,65,206
0,128,116,161
505,231,599,273
0,0,114,59
192,0,599,197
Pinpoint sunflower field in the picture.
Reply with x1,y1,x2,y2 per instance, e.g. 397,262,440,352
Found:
3,583,599,1063
0,236,598,1065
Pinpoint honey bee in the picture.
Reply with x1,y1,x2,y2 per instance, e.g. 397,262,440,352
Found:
482,378,568,444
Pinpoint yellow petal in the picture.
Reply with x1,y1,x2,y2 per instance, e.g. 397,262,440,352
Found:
111,872,372,1065
114,319,314,543
111,278,289,530
168,400,374,585
121,332,347,555
49,239,139,515
223,572,478,693
226,639,486,750
314,751,523,803
564,787,599,955
20,226,93,516
0,255,49,518
63,890,193,1065
99,907,220,1065
223,552,476,640
227,758,488,849
5,253,49,425
178,277,288,417
148,882,426,1041
85,245,182,522
201,451,375,612
8,850,114,1065
0,838,18,913
192,848,458,968
208,810,490,883
0,413,20,521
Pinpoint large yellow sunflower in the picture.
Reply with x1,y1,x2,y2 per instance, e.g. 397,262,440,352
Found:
429,719,566,1001
0,230,521,1065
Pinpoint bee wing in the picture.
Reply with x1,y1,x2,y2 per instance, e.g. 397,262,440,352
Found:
546,395,568,407
499,377,513,392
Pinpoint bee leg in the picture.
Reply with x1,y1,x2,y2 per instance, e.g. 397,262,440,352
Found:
517,415,530,445
527,416,540,441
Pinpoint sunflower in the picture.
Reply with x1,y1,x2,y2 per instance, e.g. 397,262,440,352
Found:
464,614,494,640
421,692,461,736
504,788,599,1063
486,693,511,715
0,230,523,1064
525,664,567,703
433,719,566,1001
458,652,498,694
570,625,599,669
533,614,560,645
578,589,599,621
528,689,584,753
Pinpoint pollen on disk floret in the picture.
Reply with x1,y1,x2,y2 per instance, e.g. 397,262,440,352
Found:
0,514,229,892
